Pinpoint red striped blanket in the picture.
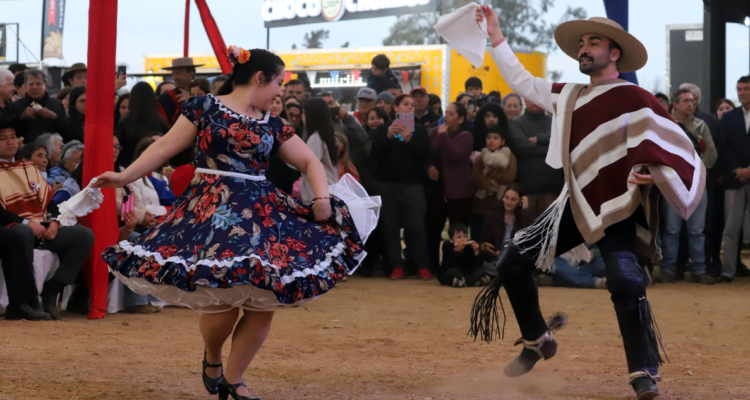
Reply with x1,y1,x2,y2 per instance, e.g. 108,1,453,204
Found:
0,161,53,224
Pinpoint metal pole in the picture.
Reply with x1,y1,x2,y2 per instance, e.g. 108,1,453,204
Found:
14,23,20,63
267,27,270,50
40,1,46,62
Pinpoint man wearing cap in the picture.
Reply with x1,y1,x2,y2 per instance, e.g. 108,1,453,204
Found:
411,87,438,127
467,7,706,399
157,57,203,127
353,88,376,126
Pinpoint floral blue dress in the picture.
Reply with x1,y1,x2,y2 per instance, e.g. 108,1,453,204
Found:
103,94,374,311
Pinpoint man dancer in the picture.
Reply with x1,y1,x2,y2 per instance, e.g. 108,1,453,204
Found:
466,7,705,399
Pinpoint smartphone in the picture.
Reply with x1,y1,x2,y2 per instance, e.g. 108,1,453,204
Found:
330,106,340,120
117,65,127,77
467,98,478,113
396,112,415,132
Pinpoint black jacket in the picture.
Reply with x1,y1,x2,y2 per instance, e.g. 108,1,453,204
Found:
371,122,430,184
717,107,750,188
507,110,564,194
9,93,73,143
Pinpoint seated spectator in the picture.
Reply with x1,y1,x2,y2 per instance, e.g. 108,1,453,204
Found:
438,223,489,287
269,95,285,117
52,160,83,204
471,124,517,240
472,102,506,151
0,70,15,127
9,70,72,143
428,93,442,117
714,98,735,120
212,75,228,94
35,132,63,172
129,137,174,217
0,123,94,320
169,145,197,198
502,93,523,120
114,93,129,127
367,54,402,94
47,140,82,188
537,246,607,289
189,77,213,97
335,131,359,181
372,93,431,280
479,184,535,262
20,143,50,179
68,87,86,142
465,77,489,108
13,72,26,100
353,88,377,126
411,87,438,128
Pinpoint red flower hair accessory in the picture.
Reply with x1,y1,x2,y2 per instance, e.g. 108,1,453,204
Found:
227,45,251,67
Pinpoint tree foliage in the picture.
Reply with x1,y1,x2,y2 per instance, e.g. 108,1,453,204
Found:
303,29,330,49
383,0,587,53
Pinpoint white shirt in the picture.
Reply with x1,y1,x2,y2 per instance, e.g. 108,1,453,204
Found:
743,106,750,133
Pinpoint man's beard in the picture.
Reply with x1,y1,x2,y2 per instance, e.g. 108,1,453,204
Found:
578,55,607,75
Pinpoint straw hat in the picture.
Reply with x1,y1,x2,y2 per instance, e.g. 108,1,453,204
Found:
162,57,205,71
554,17,648,73
62,63,87,84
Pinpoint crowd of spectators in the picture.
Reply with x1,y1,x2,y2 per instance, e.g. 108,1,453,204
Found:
1,52,748,321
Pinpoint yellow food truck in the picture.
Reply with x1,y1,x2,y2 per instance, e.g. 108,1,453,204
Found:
143,44,547,109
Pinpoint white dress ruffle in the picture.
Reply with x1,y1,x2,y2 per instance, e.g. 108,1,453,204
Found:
57,178,104,226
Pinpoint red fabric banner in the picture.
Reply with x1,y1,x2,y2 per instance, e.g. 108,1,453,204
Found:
184,0,190,57
195,0,232,75
82,0,120,319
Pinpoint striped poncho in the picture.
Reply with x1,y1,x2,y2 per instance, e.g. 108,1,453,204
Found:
0,160,54,224
488,41,705,269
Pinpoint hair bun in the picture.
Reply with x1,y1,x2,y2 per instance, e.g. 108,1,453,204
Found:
227,45,251,67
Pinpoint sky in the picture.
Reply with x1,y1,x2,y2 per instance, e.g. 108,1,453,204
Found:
1,0,748,99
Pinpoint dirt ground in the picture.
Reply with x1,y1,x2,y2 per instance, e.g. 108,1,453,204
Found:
1,275,749,400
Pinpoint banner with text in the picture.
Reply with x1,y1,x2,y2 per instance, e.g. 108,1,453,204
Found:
263,0,438,28
42,0,66,59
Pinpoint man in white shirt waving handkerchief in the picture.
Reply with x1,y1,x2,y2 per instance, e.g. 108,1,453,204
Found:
458,6,706,399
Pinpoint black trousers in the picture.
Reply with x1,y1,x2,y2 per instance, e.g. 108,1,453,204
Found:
498,200,661,373
0,224,39,307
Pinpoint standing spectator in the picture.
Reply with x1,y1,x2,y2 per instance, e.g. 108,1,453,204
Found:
335,132,359,180
715,99,736,120
212,75,228,94
0,124,95,320
8,63,29,76
425,102,474,274
465,77,488,107
62,63,87,87
717,75,750,283
158,57,202,127
376,91,395,117
269,95,285,117
472,102,506,151
155,81,176,97
319,92,368,171
654,92,670,111
117,82,169,167
680,83,720,140
411,87,438,127
189,78,213,97
0,70,15,128
47,140,83,187
502,93,523,120
284,103,303,133
367,54,402,94
12,73,25,100
9,70,72,143
284,79,306,101
386,81,403,96
353,88,377,125
656,89,716,284
438,223,487,287
507,98,563,214
299,98,339,203
114,93,130,127
56,87,73,114
428,93,443,117
68,87,86,142
372,94,431,280
35,133,63,172
364,107,389,136
471,124,517,239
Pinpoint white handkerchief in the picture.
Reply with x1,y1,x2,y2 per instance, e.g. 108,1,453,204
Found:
433,2,488,68
57,178,104,226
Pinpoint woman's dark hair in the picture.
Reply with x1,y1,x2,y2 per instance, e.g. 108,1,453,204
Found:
113,131,123,169
133,137,159,183
714,98,736,114
155,81,175,97
365,107,391,134
473,102,508,151
68,87,86,140
654,92,669,104
216,49,286,96
302,98,338,164
393,93,412,108
114,93,129,127
71,159,84,189
504,183,526,216
189,78,213,95
20,143,48,161
427,93,442,115
485,124,508,141
56,87,73,101
448,101,469,131
456,92,472,103
448,223,468,238
372,54,390,70
117,82,168,165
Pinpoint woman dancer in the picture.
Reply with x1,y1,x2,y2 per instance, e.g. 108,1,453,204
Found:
95,46,378,400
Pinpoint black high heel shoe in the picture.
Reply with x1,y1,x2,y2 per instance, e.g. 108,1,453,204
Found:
218,376,261,400
202,349,223,395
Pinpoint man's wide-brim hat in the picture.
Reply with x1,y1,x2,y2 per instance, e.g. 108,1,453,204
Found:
554,17,648,73
62,62,87,83
162,57,205,70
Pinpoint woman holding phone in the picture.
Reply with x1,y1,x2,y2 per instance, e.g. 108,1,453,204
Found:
372,94,432,280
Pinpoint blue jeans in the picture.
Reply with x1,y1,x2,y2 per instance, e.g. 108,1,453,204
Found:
661,188,708,275
549,256,606,288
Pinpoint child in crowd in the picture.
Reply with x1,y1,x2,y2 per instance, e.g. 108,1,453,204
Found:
438,224,489,287
367,54,402,94
465,76,488,107
335,131,359,180
471,124,516,238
